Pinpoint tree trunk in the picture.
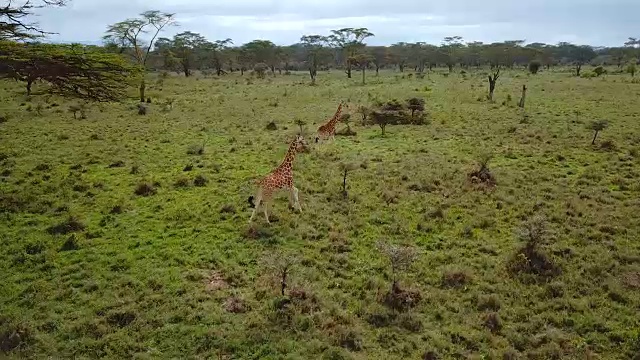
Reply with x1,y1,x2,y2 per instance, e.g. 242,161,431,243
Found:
346,65,352,78
592,130,599,145
281,268,288,296
240,68,244,76
184,67,190,77
26,79,32,95
576,64,582,77
342,170,348,198
270,65,275,74
139,79,146,103
278,68,282,75
399,64,404,72
310,68,317,85
429,63,434,71
488,77,497,101
376,65,379,76
448,64,453,72
518,85,527,108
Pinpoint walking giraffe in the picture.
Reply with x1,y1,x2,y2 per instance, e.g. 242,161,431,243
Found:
248,134,309,224
315,102,344,144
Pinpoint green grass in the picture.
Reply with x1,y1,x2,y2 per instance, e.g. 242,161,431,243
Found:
1,68,640,359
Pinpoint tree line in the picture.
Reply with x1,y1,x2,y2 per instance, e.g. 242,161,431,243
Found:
1,3,639,103
130,27,640,81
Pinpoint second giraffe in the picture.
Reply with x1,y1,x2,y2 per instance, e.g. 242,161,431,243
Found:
315,102,344,144
248,135,309,224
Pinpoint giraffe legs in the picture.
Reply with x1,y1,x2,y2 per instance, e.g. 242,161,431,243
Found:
262,199,271,224
249,192,262,223
292,186,302,212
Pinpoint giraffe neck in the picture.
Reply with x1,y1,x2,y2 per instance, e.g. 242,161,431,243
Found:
277,141,298,171
327,104,342,128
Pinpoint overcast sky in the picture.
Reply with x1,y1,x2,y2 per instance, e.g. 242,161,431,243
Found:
32,0,638,47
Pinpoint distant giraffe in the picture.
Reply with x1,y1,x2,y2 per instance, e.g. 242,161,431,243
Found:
315,102,344,143
248,134,309,224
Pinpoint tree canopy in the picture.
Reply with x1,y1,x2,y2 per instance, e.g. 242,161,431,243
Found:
0,1,140,101
0,40,140,100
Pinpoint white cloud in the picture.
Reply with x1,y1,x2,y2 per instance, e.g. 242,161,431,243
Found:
29,0,639,46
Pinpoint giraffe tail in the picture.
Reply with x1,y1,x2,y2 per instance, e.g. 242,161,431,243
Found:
248,196,255,208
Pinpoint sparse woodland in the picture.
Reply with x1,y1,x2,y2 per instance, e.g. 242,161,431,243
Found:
1,2,640,360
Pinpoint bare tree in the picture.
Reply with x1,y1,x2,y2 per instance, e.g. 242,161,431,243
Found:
262,251,299,296
103,11,177,102
339,162,357,198
589,120,608,145
377,241,418,291
0,0,67,40
488,68,500,101
518,85,527,108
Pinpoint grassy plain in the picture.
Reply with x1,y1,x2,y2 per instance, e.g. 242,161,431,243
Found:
1,68,640,359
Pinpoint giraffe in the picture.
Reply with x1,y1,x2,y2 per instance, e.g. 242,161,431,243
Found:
248,134,309,224
315,102,344,144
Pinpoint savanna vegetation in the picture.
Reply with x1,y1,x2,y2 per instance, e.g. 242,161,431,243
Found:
1,2,640,359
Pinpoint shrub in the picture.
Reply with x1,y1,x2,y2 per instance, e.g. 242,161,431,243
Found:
468,152,496,187
593,66,605,76
253,62,268,79
134,182,156,196
46,216,85,235
265,121,277,130
627,61,637,77
193,174,208,187
406,97,425,119
441,269,472,288
484,312,502,333
529,60,542,74
174,177,190,188
356,106,370,124
507,216,561,280
137,103,147,115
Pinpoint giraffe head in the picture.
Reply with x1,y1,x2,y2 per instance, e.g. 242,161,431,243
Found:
293,134,309,153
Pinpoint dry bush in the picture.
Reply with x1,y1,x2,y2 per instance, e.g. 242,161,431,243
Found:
46,216,85,235
134,182,156,196
468,152,496,187
377,241,421,311
507,216,561,280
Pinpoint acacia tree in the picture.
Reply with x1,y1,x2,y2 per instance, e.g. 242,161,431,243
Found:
1,1,138,101
103,10,176,102
441,36,464,72
353,53,373,84
300,34,330,84
370,46,388,75
170,31,207,77
328,27,374,78
556,43,596,76
390,42,410,72
1,41,138,100
0,0,66,41
207,38,233,75
243,40,278,74
153,37,179,71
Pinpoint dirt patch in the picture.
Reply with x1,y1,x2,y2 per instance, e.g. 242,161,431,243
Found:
206,271,229,292
382,284,421,312
224,296,248,313
468,165,496,187
622,272,640,289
